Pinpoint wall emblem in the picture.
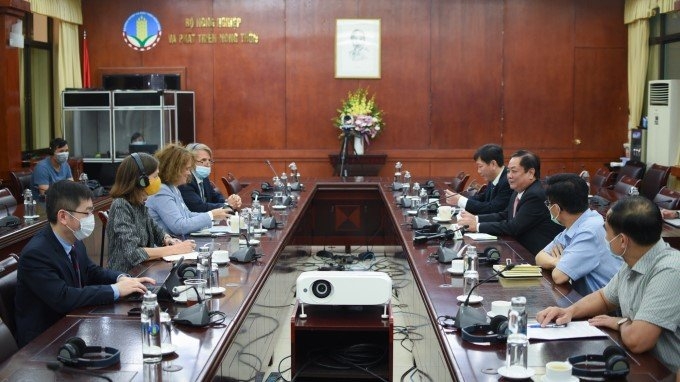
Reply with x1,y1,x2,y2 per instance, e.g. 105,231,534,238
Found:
123,11,162,51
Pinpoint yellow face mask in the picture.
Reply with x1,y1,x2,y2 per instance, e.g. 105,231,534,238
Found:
144,177,162,196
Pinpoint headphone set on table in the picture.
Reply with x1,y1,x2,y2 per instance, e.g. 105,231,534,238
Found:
56,337,120,368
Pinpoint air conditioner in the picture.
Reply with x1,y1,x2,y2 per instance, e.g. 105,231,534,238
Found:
647,80,680,166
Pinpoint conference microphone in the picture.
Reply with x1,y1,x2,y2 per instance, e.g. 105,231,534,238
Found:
46,361,113,381
453,264,517,329
0,203,21,228
265,159,279,178
409,201,439,229
413,224,468,244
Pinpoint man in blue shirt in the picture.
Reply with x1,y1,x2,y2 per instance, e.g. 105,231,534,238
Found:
31,138,74,198
536,173,622,295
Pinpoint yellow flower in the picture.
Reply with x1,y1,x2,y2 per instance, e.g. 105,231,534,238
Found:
334,88,385,141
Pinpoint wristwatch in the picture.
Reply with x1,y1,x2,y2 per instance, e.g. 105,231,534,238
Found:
617,317,630,330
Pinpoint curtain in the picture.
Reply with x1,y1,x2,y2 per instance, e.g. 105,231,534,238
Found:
627,19,649,130
30,0,82,25
55,20,82,137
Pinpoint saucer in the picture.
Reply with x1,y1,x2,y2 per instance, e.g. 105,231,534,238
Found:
488,311,508,319
497,366,535,380
205,286,226,295
23,215,39,219
540,375,578,382
172,291,188,303
446,268,464,275
406,210,418,215
161,343,177,355
252,228,268,234
457,295,483,303
433,217,452,223
272,205,287,210
239,239,260,245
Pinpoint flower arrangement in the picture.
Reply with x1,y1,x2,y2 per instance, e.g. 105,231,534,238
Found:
335,88,384,145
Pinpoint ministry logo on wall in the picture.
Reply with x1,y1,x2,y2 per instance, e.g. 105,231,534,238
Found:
123,11,162,51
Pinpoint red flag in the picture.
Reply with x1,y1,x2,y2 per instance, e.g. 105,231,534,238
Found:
82,30,91,88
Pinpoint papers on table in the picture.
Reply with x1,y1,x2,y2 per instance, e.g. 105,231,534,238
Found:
664,218,680,228
527,321,607,341
464,233,498,241
163,252,198,262
493,264,542,278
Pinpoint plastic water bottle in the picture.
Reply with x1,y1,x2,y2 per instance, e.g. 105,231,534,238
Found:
79,172,88,185
462,269,479,300
403,171,411,194
197,243,213,292
506,296,528,372
463,245,478,273
141,291,162,363
23,189,35,217
419,187,428,206
252,198,263,234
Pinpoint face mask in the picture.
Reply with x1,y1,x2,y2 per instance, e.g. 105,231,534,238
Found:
195,166,211,180
549,204,563,226
66,212,95,241
131,140,145,145
145,177,162,196
55,152,69,164
606,233,627,257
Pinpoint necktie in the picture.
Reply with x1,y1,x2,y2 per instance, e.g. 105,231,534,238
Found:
199,180,206,202
486,183,495,202
513,196,520,217
69,248,82,288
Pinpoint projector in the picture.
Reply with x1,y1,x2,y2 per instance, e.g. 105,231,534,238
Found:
296,271,392,319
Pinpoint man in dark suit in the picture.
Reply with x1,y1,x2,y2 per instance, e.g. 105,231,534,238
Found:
15,181,154,347
445,143,512,214
457,150,562,255
179,142,242,212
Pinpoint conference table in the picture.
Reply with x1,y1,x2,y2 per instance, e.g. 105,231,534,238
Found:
0,178,674,381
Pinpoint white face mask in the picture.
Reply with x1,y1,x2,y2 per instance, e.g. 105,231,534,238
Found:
548,204,563,226
606,233,626,257
55,151,69,164
66,212,95,240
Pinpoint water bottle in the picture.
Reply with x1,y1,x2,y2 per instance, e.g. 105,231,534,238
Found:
280,172,289,193
197,243,213,292
141,291,162,363
506,296,528,372
23,189,35,217
79,172,89,185
252,199,263,234
272,176,284,206
412,182,421,198
463,245,478,273
419,187,428,206
462,269,479,300
403,171,411,194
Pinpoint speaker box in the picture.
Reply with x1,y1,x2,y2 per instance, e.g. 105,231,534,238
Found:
296,271,392,318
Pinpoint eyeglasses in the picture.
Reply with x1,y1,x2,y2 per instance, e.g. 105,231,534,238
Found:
196,158,214,166
66,209,94,217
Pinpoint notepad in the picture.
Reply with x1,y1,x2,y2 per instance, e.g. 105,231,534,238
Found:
163,252,198,262
464,233,498,241
527,320,607,341
493,264,543,278
664,218,680,228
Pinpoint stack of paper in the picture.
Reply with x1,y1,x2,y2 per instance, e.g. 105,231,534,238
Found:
464,233,498,241
527,321,607,340
493,264,542,278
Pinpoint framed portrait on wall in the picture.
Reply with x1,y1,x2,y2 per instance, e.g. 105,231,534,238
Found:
335,19,381,79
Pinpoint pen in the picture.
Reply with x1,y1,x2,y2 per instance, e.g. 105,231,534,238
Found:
528,323,567,328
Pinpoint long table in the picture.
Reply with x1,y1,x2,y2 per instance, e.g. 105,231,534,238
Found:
0,178,674,381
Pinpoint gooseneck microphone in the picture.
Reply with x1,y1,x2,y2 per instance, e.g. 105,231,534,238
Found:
47,361,113,381
413,224,468,244
453,264,516,329
0,203,21,228
265,160,279,178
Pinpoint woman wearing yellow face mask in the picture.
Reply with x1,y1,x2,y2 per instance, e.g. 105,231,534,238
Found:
106,152,196,272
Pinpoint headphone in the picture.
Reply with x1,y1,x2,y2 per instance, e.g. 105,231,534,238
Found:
568,345,630,379
461,315,509,343
177,263,199,279
261,182,273,192
478,247,501,265
57,337,120,368
130,153,150,188
415,224,447,236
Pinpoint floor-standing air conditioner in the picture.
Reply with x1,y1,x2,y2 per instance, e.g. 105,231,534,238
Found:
647,80,680,166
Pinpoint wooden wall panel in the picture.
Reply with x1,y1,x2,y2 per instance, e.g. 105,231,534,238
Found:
76,0,629,183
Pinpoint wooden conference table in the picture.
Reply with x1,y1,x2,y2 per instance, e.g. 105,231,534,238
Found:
0,178,674,381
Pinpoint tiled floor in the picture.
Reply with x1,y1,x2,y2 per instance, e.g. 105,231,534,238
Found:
262,246,421,382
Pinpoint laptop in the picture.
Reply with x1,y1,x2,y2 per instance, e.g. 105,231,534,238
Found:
125,256,185,301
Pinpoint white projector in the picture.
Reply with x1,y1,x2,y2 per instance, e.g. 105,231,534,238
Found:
296,271,392,319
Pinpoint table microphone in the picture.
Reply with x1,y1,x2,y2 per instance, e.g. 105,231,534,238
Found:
453,264,516,329
0,203,20,228
46,361,113,381
410,201,439,229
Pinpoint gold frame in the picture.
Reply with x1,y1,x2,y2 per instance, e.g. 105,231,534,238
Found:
335,19,381,79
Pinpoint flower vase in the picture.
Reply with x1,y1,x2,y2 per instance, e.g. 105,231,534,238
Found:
353,136,365,155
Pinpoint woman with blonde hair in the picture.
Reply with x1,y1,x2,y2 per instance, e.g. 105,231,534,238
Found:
106,152,195,272
146,143,230,236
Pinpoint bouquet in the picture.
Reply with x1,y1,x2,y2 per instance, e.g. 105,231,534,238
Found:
335,88,385,145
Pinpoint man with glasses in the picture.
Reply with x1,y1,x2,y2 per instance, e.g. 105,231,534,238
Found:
15,180,154,347
179,143,242,213
535,174,622,295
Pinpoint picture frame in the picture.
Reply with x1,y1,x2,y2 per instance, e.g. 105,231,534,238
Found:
335,19,381,79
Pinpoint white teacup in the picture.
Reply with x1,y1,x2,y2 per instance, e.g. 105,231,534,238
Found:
437,206,453,221
545,361,573,381
490,300,511,317
227,215,246,231
212,250,230,264
450,259,465,273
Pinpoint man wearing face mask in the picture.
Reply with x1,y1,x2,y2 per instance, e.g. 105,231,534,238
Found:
535,174,622,295
31,138,74,198
537,196,680,372
14,181,155,347
178,143,242,213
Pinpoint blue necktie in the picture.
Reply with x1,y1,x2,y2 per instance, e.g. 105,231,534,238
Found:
69,248,82,288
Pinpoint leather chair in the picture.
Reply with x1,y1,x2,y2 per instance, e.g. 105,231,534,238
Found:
0,189,17,217
221,173,242,196
653,186,680,210
600,175,641,201
9,170,32,202
449,171,470,193
0,319,18,363
0,254,19,343
97,210,109,267
589,168,616,196
615,163,645,183
639,164,671,201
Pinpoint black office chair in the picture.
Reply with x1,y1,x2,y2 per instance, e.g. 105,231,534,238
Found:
639,164,670,201
0,254,19,344
9,170,32,202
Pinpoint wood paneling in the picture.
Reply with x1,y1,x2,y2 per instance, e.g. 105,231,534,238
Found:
76,0,628,183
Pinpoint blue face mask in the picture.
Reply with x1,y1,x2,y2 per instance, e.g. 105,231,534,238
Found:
195,165,211,180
